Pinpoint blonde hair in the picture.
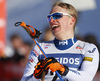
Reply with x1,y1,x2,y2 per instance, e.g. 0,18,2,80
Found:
51,1,77,29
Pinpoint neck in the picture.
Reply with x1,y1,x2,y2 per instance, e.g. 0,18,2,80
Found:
54,30,74,40
55,34,74,40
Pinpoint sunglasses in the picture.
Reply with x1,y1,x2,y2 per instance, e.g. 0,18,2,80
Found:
47,12,72,22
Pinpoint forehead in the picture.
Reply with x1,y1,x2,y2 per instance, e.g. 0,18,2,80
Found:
50,6,68,14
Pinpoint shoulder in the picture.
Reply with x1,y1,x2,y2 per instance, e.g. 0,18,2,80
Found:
77,40,99,55
77,40,97,49
38,40,54,46
32,40,54,50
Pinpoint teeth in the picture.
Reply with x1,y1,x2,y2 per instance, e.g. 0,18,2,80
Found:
52,25,59,28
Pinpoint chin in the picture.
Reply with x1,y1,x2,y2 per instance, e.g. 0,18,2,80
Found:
53,32,60,37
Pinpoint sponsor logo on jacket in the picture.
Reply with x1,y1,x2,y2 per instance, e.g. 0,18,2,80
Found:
88,48,96,53
44,44,51,49
28,58,33,63
39,53,84,68
56,57,80,65
31,49,39,57
59,40,68,45
76,46,83,49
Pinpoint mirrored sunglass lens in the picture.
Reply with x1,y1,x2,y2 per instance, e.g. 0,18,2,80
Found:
47,13,63,21
52,13,62,19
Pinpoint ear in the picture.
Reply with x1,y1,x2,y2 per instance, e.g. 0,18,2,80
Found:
70,17,75,25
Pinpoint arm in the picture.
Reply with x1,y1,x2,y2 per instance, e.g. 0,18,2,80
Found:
42,43,99,81
21,45,41,81
65,44,99,81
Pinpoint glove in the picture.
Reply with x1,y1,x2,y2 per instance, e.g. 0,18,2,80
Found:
43,57,69,76
33,60,48,79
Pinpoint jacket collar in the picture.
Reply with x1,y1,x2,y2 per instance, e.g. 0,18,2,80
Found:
54,37,77,50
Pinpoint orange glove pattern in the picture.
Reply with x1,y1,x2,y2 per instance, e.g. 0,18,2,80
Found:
43,57,65,74
33,60,48,79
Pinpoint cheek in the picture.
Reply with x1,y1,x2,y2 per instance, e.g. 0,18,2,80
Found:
49,23,52,29
62,22,71,31
61,21,69,28
60,18,70,27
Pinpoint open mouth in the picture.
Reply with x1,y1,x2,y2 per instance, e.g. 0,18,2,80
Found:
52,25,59,30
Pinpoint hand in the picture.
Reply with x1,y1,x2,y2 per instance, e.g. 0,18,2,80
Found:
43,57,69,76
33,60,48,79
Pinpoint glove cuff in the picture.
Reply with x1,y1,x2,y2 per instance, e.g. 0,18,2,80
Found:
61,65,69,76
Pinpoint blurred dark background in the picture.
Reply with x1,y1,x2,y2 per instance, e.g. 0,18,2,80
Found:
0,0,100,81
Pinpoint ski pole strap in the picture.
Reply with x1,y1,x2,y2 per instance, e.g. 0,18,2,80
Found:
14,22,42,39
